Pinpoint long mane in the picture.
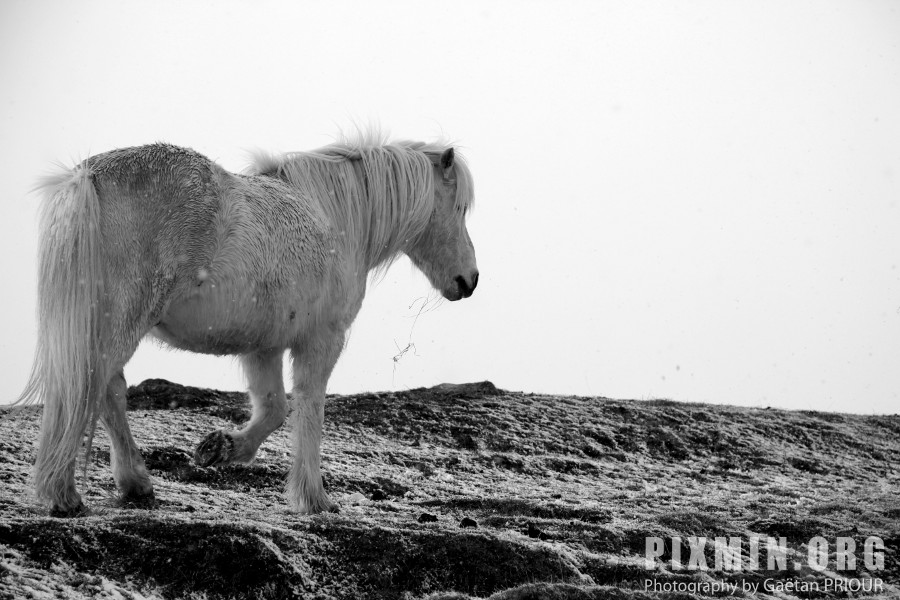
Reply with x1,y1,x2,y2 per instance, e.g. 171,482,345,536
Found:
248,134,473,271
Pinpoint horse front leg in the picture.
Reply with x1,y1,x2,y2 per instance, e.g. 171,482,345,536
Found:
194,349,287,466
287,332,345,513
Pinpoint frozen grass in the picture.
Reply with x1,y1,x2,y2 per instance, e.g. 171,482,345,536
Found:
0,380,898,599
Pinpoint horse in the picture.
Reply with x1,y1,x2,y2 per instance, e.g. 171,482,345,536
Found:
18,135,478,516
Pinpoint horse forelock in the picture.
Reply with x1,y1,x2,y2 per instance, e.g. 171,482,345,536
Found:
249,135,473,270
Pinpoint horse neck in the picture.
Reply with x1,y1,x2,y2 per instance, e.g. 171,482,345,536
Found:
315,154,433,274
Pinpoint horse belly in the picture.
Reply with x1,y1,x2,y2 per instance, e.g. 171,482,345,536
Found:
151,281,307,355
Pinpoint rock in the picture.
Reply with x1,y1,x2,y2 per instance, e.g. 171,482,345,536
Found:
525,522,548,540
431,381,500,397
347,492,368,505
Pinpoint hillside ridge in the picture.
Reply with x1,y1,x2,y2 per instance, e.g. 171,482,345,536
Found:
1,379,897,599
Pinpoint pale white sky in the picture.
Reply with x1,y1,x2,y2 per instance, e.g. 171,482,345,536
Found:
1,1,898,413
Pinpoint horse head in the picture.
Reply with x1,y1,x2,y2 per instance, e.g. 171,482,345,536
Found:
406,148,478,301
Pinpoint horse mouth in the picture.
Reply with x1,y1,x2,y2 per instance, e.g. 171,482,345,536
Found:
443,287,464,301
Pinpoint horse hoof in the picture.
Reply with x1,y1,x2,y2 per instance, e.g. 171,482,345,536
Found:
49,501,90,518
117,489,157,509
300,496,339,514
194,430,235,467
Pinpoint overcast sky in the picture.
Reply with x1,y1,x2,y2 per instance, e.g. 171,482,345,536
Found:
1,0,898,414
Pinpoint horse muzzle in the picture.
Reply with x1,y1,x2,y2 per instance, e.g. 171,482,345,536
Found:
445,271,479,301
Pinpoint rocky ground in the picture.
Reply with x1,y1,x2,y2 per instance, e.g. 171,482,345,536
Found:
0,379,898,599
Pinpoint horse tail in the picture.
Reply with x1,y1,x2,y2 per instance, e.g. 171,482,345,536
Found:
18,162,107,507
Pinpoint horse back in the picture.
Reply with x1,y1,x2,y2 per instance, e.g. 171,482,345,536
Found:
89,142,329,269
86,143,337,350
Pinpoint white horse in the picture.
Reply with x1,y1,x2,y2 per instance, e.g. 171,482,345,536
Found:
19,135,478,516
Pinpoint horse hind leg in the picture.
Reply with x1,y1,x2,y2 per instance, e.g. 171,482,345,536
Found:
96,275,163,508
100,370,155,506
194,349,287,467
34,406,91,517
32,331,112,517
35,350,133,516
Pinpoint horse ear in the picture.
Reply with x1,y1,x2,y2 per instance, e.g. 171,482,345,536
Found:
439,148,455,176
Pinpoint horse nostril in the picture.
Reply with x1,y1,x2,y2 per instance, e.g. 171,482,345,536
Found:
454,275,474,298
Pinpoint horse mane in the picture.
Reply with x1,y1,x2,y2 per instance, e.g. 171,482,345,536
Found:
248,134,473,271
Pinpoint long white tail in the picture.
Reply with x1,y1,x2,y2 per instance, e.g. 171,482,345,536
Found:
18,163,106,508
